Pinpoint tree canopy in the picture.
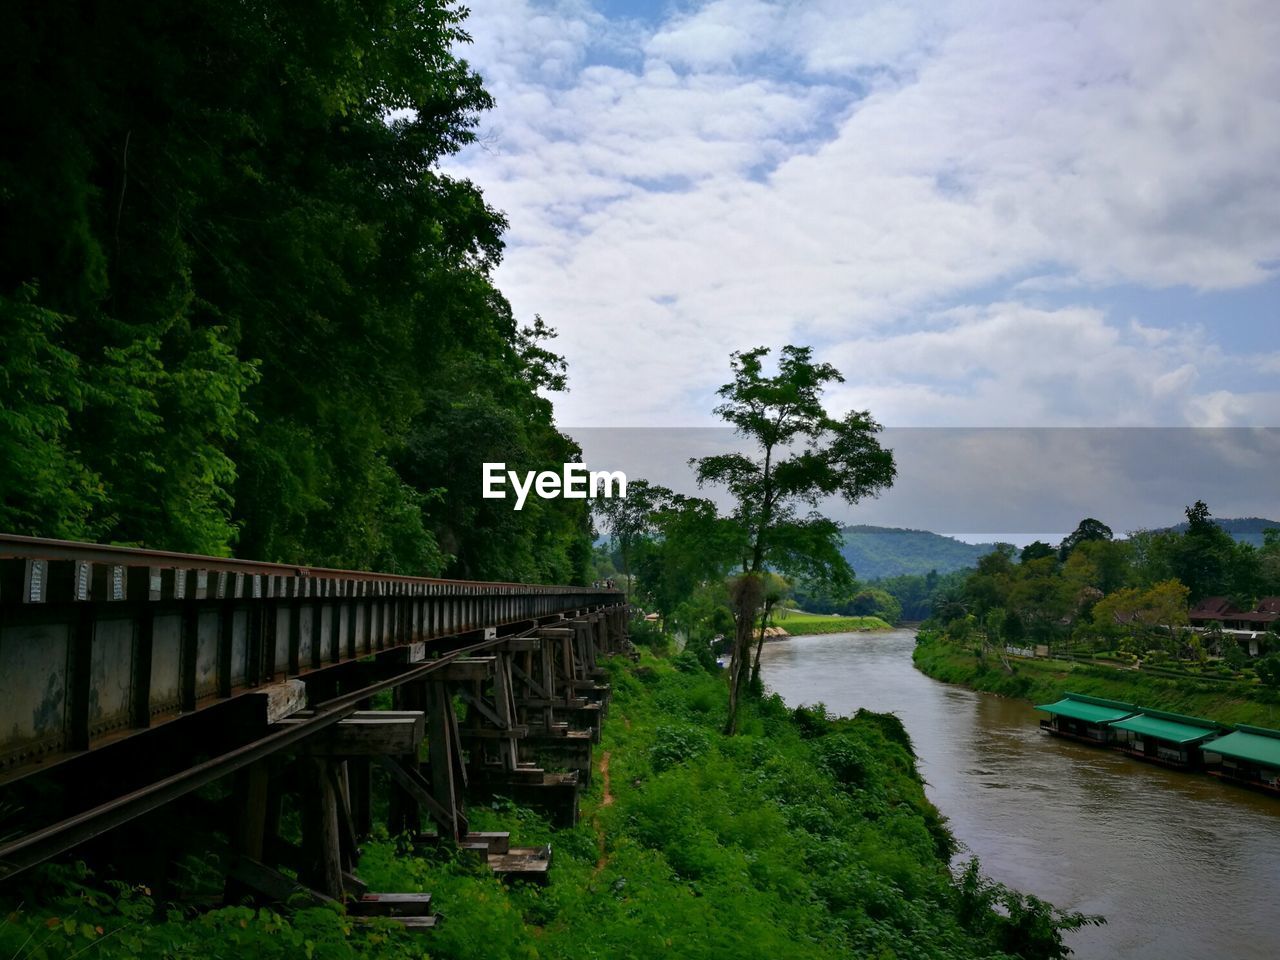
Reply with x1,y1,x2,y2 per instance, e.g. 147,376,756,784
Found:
1,1,591,582
693,345,896,729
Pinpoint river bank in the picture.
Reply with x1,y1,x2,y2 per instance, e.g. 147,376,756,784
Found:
912,631,1280,728
771,610,894,636
762,628,1280,960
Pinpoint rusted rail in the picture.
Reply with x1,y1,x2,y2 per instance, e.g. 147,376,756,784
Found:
0,534,617,777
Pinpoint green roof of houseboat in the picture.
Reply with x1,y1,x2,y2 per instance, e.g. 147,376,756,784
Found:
1111,711,1221,744
1034,696,1134,725
1204,725,1280,769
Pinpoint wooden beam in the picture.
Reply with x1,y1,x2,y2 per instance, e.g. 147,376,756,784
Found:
280,713,425,756
376,756,455,832
430,657,495,682
227,856,335,908
250,679,308,725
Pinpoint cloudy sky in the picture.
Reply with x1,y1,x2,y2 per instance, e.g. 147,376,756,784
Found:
445,0,1280,435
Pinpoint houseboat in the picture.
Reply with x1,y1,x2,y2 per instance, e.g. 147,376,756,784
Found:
1108,708,1224,770
1203,724,1280,796
1035,694,1135,746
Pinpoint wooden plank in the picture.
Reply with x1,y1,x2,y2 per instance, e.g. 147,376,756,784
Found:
376,756,455,829
487,845,551,884
463,831,510,854
251,679,308,724
386,916,437,932
233,760,271,861
227,856,335,907
460,725,529,739
329,761,359,873
496,638,541,652
350,892,434,917
431,657,495,682
280,713,425,756
458,688,508,730
307,759,344,900
426,681,466,842
348,757,372,837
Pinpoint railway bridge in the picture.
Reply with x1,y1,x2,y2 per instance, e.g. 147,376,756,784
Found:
0,535,629,929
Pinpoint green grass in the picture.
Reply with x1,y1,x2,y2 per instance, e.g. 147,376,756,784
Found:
1,651,1090,959
913,633,1280,729
772,609,894,635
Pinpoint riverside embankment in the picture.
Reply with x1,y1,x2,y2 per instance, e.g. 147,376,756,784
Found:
912,631,1280,728
762,628,1280,960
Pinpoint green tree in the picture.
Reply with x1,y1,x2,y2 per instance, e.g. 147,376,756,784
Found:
1058,517,1113,562
632,493,743,627
1020,540,1056,564
596,480,673,588
2,1,595,580
848,586,903,624
693,345,896,732
1166,502,1236,602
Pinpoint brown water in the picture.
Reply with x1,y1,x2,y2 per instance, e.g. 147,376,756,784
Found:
759,629,1280,960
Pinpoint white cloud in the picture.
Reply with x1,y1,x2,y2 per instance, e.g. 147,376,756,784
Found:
446,0,1280,427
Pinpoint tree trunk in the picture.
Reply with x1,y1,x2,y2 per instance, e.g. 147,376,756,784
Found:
725,574,763,735
749,598,775,690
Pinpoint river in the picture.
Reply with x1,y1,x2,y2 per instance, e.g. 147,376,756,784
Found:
759,628,1280,960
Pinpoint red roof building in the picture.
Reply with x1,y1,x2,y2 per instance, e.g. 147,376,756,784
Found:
1189,596,1279,631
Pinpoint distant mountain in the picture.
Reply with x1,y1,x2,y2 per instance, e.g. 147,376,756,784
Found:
840,525,1001,580
1153,516,1280,548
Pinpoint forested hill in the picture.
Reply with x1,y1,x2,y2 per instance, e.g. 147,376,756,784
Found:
1155,517,1280,548
0,3,591,584
840,526,999,580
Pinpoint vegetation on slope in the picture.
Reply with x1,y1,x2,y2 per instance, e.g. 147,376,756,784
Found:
773,609,895,635
839,527,1000,580
913,631,1280,728
0,652,1094,959
1,1,592,582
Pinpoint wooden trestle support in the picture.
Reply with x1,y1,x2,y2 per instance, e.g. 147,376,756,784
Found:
0,535,631,937
221,605,630,930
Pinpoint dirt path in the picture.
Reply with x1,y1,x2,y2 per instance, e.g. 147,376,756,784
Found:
599,750,615,807
592,750,614,875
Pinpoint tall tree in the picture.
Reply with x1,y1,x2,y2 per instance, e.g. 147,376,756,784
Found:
1058,518,1112,561
1,2,594,581
693,345,895,732
596,480,673,588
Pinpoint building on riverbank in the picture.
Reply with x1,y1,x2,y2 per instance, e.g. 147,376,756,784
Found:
1109,708,1225,770
1203,724,1280,795
1189,596,1280,655
1035,694,1135,745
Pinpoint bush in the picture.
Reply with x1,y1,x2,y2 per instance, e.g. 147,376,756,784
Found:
650,724,711,772
1256,654,1280,689
813,735,874,789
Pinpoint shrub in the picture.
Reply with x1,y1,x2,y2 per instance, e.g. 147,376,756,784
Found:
650,724,711,772
813,735,874,790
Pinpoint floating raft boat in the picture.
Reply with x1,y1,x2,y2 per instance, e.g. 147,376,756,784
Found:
1034,692,1280,795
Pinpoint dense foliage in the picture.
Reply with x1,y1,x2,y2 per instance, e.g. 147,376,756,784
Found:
928,507,1280,660
913,629,1280,728
838,526,999,580
1,653,1096,959
0,1,591,582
